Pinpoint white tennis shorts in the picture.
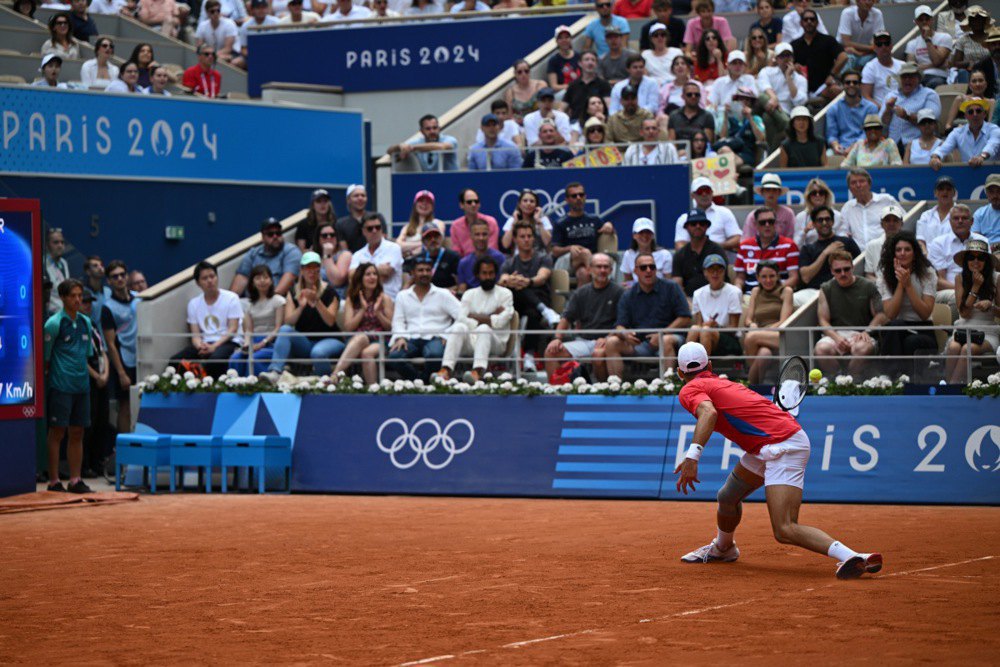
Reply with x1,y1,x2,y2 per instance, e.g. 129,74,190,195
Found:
739,429,811,489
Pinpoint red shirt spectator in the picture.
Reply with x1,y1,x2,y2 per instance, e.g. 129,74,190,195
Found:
734,234,799,292
183,46,221,98
614,0,653,19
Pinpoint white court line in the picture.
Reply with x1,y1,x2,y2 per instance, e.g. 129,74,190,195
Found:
394,555,996,667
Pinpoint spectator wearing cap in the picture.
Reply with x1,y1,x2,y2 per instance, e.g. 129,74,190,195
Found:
863,204,905,278
623,118,680,165
880,63,941,148
686,253,742,357
734,207,800,294
563,52,612,125
779,106,827,168
619,218,672,287
837,0,883,74
944,237,1000,383
349,213,404,298
524,120,576,168
640,0,685,51
915,176,957,250
583,0,631,59
476,99,525,148
707,50,757,124
969,20,999,99
231,217,302,298
814,249,883,377
929,97,1000,168
904,108,944,165
548,26,581,96
794,8,846,101
324,0,373,20
599,252,691,376
183,44,222,98
826,69,878,156
437,256,514,382
668,81,715,143
606,84,655,143
673,178,741,252
386,114,458,172
258,252,343,383
716,86,766,168
402,224,461,292
598,25,639,84
34,54,68,89
797,205,862,304
278,0,321,24
672,209,727,297
457,219,507,294
743,173,796,239
781,0,828,43
172,261,244,379
843,114,902,167
336,184,386,253
757,42,807,148
544,253,622,380
861,30,903,107
683,0,736,55
451,188,500,257
972,173,1000,244
523,88,571,146
907,4,953,89
842,168,900,248
928,204,988,311
297,189,335,252
196,0,240,66
237,0,279,69
552,182,616,285
468,114,523,171
397,190,445,260
937,0,971,43
642,22,684,86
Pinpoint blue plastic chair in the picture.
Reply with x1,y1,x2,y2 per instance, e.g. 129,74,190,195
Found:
219,435,292,494
169,435,222,493
114,434,172,493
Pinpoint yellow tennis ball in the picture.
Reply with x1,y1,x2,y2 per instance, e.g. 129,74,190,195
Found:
809,368,822,383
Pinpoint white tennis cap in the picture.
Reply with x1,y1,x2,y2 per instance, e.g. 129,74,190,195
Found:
678,342,709,374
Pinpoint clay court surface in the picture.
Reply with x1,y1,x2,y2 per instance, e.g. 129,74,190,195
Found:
1,495,997,665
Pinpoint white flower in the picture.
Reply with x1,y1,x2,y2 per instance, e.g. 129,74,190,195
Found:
718,374,728,380
588,385,601,393
607,375,622,384
146,374,160,385
352,381,364,390
528,381,545,391
380,378,393,388
634,379,648,390
368,384,380,393
608,383,621,393
164,366,176,377
663,368,675,378
456,382,470,393
971,379,984,388
225,369,238,378
498,373,512,382
544,386,557,395
472,381,486,391
559,383,573,393
393,380,406,392
352,374,363,384
184,378,198,389
326,384,337,393
500,381,513,391
170,376,180,386
577,385,589,393
573,377,587,386
649,378,663,390
819,377,829,386
201,376,214,386
665,383,675,392
987,373,1000,386
898,374,910,384
483,372,494,381
835,375,853,386
414,379,425,388
423,385,435,393
516,378,528,386
818,387,827,395
621,382,632,390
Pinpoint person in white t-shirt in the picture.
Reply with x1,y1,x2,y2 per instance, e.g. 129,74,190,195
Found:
277,0,320,23
523,88,571,145
781,0,828,42
837,0,884,73
237,0,279,69
90,0,125,14
348,213,404,298
674,177,743,253
906,4,954,89
861,30,902,107
475,100,524,148
196,0,240,65
915,175,957,250
322,0,372,21
200,0,246,23
620,217,673,286
171,260,244,379
687,253,743,356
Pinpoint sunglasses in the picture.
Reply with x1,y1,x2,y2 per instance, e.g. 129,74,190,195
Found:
688,220,709,227
54,20,68,25
363,226,382,232
319,232,337,238
757,219,776,226
874,39,891,46
844,79,860,86
596,2,611,7
515,68,529,73
967,253,988,262
587,127,604,133
636,264,657,272
685,92,701,98
832,267,852,274
464,199,480,204
109,272,127,280
263,230,282,237
751,35,765,39
801,16,817,22
965,107,985,115
567,192,586,199
100,42,114,49
814,216,833,223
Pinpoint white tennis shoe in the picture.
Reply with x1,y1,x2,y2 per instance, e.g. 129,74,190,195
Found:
835,552,883,579
680,539,740,563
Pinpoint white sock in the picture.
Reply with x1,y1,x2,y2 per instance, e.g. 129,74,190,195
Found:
716,529,735,550
827,541,858,562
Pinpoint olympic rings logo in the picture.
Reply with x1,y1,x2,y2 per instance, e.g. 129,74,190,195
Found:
375,418,475,470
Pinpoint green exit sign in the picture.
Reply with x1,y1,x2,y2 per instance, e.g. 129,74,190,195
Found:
165,226,185,240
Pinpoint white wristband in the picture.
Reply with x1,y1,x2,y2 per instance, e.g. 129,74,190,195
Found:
685,443,704,462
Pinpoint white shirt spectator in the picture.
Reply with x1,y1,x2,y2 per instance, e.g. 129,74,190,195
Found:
323,4,373,20
641,47,684,85
876,268,937,321
609,76,661,114
80,59,120,89
201,0,246,22
457,285,515,347
708,74,757,111
621,248,673,283
757,65,808,113
196,17,241,53
794,209,847,247
90,0,125,13
349,239,404,298
389,284,463,345
623,141,681,165
239,15,280,49
915,207,952,245
450,0,489,11
841,192,899,246
864,235,885,275
523,109,571,145
691,281,743,325
187,289,244,345
674,203,743,246
861,57,902,106
105,79,148,93
476,119,522,146
502,214,553,234
272,0,289,15
906,31,954,81
837,5,885,48
404,1,444,15
278,10,321,23
782,9,828,42
928,231,988,284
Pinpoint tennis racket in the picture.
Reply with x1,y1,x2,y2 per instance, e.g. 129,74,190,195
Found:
774,355,808,413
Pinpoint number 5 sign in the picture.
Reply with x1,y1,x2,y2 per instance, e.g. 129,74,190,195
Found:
691,155,737,196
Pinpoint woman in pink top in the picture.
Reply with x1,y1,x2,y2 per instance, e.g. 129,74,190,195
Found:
683,0,737,55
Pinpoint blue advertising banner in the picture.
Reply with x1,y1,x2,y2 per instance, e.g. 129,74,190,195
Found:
0,86,365,187
755,165,992,207
135,393,999,504
392,164,691,248
247,14,585,96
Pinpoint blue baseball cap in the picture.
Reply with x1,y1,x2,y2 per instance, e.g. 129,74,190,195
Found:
481,113,499,125
684,209,711,226
702,254,726,269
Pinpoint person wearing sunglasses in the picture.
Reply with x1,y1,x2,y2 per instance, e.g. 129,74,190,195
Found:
42,13,80,60
797,205,862,304
102,260,141,438
860,29,903,107
582,1,631,59
929,97,1000,168
81,37,120,89
792,8,846,103
230,218,303,298
825,69,878,156
814,249,882,378
195,0,240,66
449,188,500,258
780,0,827,43
182,44,222,98
348,213,404,299
944,237,1000,383
734,208,799,295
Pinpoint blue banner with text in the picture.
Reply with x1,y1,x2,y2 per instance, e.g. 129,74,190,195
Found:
247,14,585,96
392,164,691,248
0,86,365,187
135,393,999,504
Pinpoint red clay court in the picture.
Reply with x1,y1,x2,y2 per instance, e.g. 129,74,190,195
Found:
1,495,997,664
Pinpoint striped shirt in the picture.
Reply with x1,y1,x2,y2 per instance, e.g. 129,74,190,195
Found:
734,235,799,292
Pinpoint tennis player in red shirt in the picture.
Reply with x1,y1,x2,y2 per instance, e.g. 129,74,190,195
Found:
674,342,882,579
